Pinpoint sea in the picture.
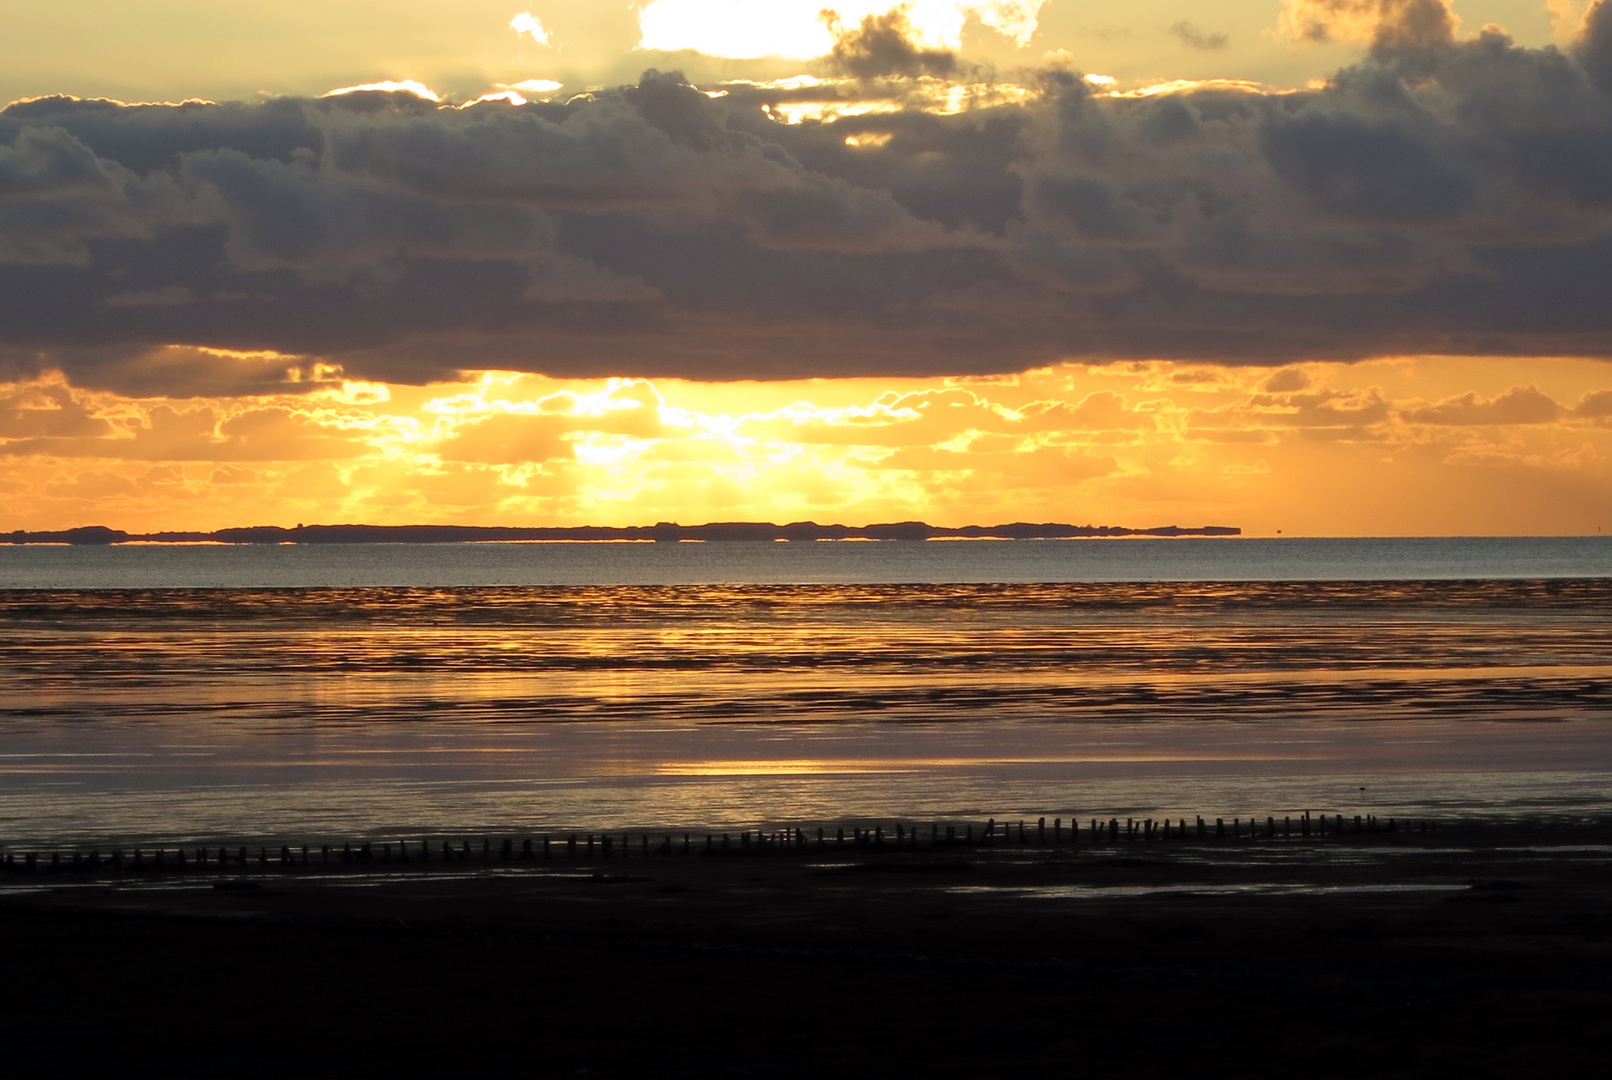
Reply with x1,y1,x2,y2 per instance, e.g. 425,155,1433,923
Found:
1,536,1610,847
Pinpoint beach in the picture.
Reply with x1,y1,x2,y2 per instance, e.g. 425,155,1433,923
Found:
4,817,1610,1077
2,542,1610,1074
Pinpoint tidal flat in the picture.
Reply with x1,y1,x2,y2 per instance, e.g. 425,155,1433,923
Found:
3,819,1609,1077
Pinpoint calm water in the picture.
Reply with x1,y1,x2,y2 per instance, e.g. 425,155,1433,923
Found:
1,536,1609,588
1,538,1609,846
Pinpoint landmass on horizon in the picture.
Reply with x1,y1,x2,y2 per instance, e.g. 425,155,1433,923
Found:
4,521,1241,545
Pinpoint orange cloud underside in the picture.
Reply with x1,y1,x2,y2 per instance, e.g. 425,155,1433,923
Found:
3,357,1611,536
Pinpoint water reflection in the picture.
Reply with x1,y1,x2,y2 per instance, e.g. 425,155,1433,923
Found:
0,580,1608,845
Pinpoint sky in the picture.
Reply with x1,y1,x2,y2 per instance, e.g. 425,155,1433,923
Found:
3,0,1612,535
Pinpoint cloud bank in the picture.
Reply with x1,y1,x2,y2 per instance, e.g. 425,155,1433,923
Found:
3,2,1612,395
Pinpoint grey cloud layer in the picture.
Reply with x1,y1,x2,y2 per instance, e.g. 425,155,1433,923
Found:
3,4,1612,394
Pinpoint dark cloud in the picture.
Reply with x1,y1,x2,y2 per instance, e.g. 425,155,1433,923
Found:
0,96,322,174
826,10,959,81
1403,385,1564,425
3,12,1612,393
1577,388,1612,417
1167,22,1230,51
1282,0,1458,48
1260,110,1473,219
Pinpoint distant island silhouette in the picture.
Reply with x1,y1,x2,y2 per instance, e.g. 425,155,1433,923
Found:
5,522,1240,545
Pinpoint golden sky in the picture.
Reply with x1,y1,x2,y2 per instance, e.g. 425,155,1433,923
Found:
5,355,1610,535
0,1,1571,105
3,2,1612,534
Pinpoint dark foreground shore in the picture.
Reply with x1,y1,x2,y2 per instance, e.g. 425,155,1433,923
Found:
3,821,1610,1078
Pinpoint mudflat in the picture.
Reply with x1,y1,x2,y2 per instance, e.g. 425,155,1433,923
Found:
3,821,1609,1077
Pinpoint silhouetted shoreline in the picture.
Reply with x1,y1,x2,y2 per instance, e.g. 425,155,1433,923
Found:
3,520,1241,546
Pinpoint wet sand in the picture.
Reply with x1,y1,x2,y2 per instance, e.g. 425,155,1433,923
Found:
4,821,1610,1077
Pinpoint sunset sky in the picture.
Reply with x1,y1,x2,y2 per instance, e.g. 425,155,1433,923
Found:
4,0,1612,535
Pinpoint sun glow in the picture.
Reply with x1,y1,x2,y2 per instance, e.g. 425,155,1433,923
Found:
637,0,1048,59
509,12,551,46
7,357,1611,536
757,75,1034,124
322,80,442,102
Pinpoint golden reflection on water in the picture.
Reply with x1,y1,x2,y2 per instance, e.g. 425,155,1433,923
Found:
0,581,1609,843
651,754,1333,776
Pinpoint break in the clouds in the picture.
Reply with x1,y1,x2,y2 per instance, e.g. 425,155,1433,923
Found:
3,2,1612,397
5,357,1611,535
637,0,1049,58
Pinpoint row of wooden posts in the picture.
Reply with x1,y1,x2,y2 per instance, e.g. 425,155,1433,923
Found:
0,812,1432,875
